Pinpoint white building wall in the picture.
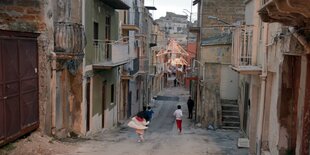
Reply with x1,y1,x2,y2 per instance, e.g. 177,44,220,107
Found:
220,65,239,100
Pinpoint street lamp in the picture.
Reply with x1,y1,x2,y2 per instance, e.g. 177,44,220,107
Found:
183,9,192,23
207,16,231,25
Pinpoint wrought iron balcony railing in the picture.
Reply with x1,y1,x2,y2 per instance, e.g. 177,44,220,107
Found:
231,25,261,74
54,22,86,54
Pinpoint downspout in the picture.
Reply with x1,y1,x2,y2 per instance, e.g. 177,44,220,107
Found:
50,52,57,135
256,23,268,155
288,27,310,54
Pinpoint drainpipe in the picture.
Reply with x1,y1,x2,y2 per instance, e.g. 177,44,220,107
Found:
50,52,57,135
288,27,310,54
256,23,268,155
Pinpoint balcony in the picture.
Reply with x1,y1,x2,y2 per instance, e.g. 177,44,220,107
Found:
231,25,261,75
93,40,130,69
258,0,310,26
54,22,86,54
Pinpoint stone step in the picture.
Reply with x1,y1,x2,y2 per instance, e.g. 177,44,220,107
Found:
223,116,240,122
222,105,239,111
221,100,238,105
221,126,240,130
222,121,240,127
222,110,239,116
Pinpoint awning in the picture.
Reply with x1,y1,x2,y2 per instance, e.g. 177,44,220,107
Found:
102,0,130,10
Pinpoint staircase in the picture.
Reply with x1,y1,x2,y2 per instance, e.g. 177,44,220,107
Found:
221,100,240,130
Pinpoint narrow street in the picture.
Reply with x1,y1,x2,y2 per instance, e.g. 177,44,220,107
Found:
67,87,248,155
2,0,308,154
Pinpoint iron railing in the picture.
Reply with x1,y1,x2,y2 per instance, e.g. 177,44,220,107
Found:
54,22,86,53
93,40,129,65
231,25,254,68
93,40,111,63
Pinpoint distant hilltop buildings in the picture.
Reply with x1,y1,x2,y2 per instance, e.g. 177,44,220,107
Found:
155,12,196,47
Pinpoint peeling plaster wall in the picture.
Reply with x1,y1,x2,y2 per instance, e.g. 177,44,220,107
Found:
198,0,244,127
55,66,83,135
200,44,238,127
51,0,84,136
0,0,54,134
266,44,281,155
249,76,260,155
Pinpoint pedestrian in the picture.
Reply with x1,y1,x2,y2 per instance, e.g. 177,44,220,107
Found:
145,106,154,122
187,96,194,119
127,113,149,143
173,105,183,134
141,106,150,122
174,78,177,87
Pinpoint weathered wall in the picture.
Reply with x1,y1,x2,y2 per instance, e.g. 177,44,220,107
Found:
0,0,54,134
198,0,244,128
55,66,83,135
200,0,244,39
203,63,221,127
220,65,238,100
201,45,231,64
278,56,300,154
90,68,118,132
45,0,84,137
302,55,310,155
249,76,260,155
267,60,281,155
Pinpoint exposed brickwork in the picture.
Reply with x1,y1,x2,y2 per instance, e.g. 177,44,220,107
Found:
0,1,46,32
0,0,53,135
201,0,245,39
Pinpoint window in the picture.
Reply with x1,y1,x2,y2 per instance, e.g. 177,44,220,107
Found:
94,22,99,44
124,11,127,24
136,89,139,101
111,84,114,103
105,16,111,60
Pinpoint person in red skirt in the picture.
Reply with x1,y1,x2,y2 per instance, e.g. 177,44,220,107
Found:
173,105,183,134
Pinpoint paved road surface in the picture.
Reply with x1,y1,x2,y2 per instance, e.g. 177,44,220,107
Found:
68,87,248,155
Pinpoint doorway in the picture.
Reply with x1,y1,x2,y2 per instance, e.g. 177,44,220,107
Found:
102,81,106,128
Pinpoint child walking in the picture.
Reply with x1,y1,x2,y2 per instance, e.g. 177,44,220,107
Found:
173,105,183,134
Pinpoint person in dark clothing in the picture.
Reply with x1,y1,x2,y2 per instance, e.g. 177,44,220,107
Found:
174,78,177,87
137,106,150,122
187,96,194,119
145,106,154,122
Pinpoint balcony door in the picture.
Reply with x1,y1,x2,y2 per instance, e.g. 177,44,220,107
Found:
105,16,111,60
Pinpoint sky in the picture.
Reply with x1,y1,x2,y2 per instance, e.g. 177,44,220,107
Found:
145,0,198,21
